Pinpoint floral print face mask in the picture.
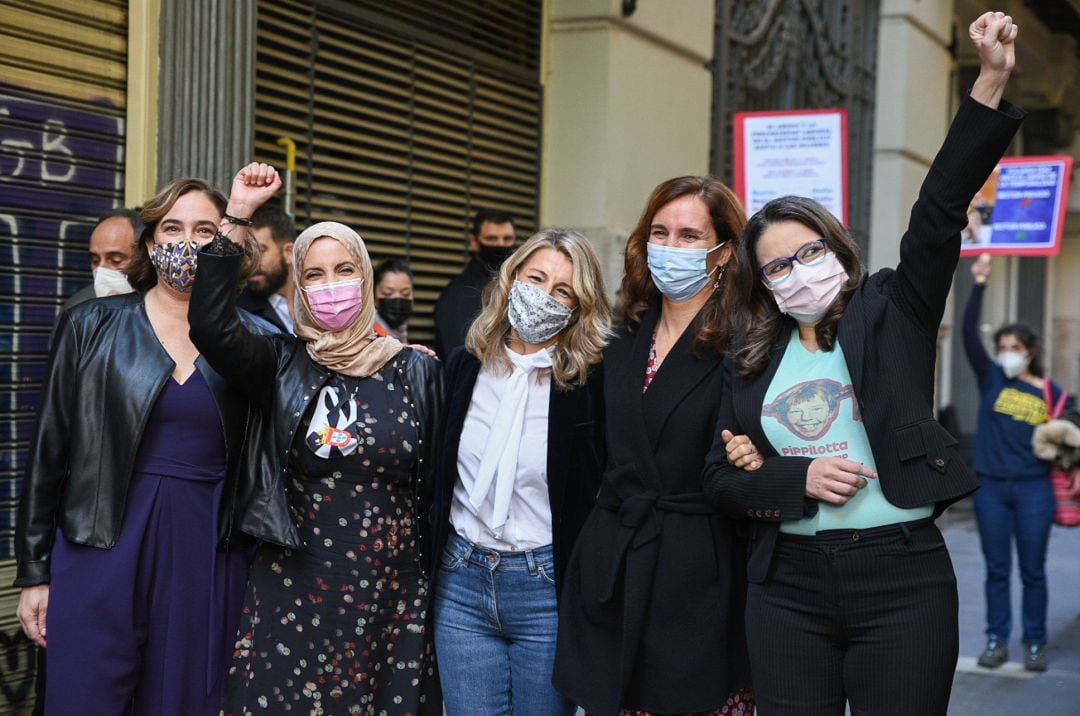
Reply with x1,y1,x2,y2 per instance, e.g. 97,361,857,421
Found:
506,279,573,345
150,240,200,293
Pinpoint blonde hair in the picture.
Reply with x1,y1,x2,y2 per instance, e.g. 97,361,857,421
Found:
465,229,612,389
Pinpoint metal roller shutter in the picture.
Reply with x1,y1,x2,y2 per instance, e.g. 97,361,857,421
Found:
0,0,127,708
254,0,542,344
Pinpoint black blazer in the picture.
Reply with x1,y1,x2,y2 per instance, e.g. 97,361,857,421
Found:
429,347,604,598
554,302,751,715
703,95,1025,584
15,293,271,587
237,288,289,333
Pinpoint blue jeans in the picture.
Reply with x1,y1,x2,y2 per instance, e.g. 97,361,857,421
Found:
433,532,574,716
973,474,1055,645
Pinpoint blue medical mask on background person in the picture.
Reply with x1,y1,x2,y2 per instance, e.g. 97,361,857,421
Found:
646,242,725,302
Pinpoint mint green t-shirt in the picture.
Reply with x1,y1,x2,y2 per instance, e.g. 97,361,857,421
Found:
762,330,932,534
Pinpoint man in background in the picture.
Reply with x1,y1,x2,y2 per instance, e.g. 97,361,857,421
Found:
237,204,297,333
433,208,515,355
62,208,141,312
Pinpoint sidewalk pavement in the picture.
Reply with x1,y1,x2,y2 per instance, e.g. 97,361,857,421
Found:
943,502,1080,715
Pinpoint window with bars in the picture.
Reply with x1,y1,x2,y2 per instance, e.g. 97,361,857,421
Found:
254,0,543,344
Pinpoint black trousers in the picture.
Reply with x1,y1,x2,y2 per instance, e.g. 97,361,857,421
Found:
746,519,958,716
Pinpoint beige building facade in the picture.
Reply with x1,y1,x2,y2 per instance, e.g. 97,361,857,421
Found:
541,0,1080,432
2,1,1079,711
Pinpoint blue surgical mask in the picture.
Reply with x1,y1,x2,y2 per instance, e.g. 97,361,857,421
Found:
646,242,725,302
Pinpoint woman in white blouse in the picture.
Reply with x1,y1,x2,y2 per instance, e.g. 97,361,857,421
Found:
429,229,611,715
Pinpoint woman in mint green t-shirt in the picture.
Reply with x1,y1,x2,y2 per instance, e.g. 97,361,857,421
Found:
703,12,1024,716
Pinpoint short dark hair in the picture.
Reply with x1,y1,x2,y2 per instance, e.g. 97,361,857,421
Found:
994,322,1044,377
251,205,297,247
373,258,414,289
471,209,515,237
93,208,143,239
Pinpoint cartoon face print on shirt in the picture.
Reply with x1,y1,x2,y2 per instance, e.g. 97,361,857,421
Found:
763,379,861,440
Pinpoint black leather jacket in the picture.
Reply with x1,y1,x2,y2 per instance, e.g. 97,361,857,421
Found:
14,293,271,587
189,250,443,575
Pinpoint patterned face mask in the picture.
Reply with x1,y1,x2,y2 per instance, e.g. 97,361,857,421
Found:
507,279,573,345
150,240,200,293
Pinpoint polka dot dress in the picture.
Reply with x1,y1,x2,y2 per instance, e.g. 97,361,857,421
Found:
223,361,439,715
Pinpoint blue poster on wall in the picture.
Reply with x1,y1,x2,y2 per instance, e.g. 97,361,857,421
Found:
960,155,1073,256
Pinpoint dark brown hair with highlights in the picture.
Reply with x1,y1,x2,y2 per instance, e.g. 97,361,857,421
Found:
127,177,257,292
732,195,864,376
619,175,747,354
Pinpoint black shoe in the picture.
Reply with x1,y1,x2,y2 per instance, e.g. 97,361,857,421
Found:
1024,644,1047,672
977,638,1008,668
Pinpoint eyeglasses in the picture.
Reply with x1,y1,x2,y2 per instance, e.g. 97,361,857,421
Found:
759,240,828,286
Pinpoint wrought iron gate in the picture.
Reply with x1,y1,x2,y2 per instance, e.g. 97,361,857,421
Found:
711,0,879,251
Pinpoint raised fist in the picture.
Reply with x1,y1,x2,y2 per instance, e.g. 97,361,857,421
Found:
226,162,282,219
971,253,992,283
969,11,1017,75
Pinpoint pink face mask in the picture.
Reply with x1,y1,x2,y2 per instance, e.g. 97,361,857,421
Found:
768,252,848,324
302,279,363,331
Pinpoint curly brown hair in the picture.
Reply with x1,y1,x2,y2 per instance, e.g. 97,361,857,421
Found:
619,176,747,354
732,195,864,376
127,178,257,292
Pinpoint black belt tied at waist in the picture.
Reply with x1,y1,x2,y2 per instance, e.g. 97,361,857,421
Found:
594,484,715,604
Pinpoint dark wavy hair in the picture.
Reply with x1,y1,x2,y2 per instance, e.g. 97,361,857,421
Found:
733,195,864,376
619,176,746,354
994,322,1044,378
127,178,257,292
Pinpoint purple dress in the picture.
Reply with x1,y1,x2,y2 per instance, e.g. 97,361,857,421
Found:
45,371,249,715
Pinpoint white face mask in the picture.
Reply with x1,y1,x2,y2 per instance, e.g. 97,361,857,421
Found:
996,351,1030,379
92,267,134,297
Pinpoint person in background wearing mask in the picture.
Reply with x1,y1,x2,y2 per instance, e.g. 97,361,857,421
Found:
189,163,443,714
237,204,297,333
434,209,516,355
964,252,1066,672
16,178,269,715
702,13,1022,713
430,230,610,715
62,208,141,311
553,175,755,715
373,258,415,342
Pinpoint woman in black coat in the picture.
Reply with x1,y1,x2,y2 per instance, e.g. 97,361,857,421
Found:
703,13,1023,714
430,229,610,715
554,177,754,715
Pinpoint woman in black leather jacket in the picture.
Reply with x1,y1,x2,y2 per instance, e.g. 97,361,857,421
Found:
15,178,270,715
189,163,443,715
